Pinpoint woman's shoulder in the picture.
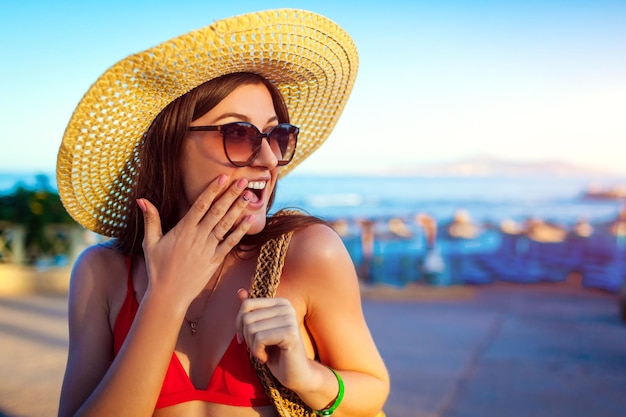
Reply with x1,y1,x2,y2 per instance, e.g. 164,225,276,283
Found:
285,222,355,279
279,222,361,314
289,222,344,253
70,242,128,292
267,211,345,264
75,241,125,268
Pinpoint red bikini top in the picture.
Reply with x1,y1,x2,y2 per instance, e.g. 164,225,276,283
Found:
112,259,272,409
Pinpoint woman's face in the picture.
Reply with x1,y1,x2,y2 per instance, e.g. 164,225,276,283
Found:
181,82,281,235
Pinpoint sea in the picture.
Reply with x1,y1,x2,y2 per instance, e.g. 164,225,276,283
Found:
278,174,626,227
2,171,625,227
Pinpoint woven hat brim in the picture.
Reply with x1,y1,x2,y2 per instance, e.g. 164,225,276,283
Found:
56,9,358,237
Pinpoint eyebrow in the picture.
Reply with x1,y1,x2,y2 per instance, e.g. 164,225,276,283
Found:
212,112,279,125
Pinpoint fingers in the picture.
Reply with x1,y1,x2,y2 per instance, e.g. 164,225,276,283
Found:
182,174,229,227
237,288,249,301
217,211,255,250
236,288,249,344
137,198,163,252
178,176,254,244
203,178,251,239
236,296,299,364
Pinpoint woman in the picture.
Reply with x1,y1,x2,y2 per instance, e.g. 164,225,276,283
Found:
57,9,389,417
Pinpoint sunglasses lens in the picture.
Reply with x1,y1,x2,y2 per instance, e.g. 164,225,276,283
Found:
222,123,259,166
269,125,298,165
221,123,298,166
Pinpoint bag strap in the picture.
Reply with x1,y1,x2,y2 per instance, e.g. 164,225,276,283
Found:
249,230,293,298
249,230,315,417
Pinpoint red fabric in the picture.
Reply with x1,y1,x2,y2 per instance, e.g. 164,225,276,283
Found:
112,258,271,409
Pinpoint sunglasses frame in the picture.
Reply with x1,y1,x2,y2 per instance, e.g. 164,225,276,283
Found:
188,122,299,167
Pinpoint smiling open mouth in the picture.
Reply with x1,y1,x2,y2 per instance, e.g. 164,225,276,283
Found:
246,180,266,202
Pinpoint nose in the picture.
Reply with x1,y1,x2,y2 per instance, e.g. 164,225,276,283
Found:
251,137,279,169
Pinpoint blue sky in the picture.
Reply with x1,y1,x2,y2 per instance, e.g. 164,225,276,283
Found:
1,0,625,175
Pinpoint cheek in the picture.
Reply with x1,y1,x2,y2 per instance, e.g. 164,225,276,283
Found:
180,140,229,203
180,157,206,204
246,214,268,235
268,174,279,203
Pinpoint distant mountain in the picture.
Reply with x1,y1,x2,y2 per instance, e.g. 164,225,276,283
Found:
389,156,618,178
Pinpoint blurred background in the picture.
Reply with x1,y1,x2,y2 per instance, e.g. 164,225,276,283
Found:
1,0,625,292
1,1,625,416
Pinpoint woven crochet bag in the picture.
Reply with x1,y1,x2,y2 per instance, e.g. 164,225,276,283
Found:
248,230,316,417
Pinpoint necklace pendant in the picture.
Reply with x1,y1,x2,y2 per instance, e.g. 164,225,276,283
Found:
189,319,199,336
184,258,227,337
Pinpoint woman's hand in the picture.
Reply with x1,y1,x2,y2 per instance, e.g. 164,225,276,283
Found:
235,289,313,391
138,175,255,307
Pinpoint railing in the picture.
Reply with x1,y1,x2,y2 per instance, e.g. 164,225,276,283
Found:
0,222,25,264
0,222,90,266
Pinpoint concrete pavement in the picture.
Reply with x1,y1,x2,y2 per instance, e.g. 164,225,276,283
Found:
1,279,625,417
0,294,68,417
364,281,626,417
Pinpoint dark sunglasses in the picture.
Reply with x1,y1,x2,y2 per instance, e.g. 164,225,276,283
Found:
188,122,299,167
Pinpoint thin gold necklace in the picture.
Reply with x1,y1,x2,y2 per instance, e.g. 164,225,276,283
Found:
184,258,227,336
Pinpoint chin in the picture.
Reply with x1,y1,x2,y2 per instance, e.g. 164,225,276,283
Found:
245,212,268,236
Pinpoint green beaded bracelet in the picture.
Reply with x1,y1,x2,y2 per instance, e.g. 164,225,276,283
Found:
314,366,345,416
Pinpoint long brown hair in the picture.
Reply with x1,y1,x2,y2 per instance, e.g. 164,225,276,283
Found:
114,72,327,256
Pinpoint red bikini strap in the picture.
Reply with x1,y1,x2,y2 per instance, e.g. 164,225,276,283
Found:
125,256,134,293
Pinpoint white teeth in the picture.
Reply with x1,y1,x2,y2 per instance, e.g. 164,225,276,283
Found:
247,181,267,190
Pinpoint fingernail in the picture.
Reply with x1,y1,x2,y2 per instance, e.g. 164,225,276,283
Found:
246,215,256,224
236,332,243,344
236,178,248,189
218,175,228,186
136,199,147,213
242,191,252,202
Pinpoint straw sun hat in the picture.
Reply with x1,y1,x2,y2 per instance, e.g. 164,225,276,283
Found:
56,9,358,237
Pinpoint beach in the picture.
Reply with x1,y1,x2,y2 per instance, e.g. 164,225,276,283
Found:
365,280,626,417
1,267,625,417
